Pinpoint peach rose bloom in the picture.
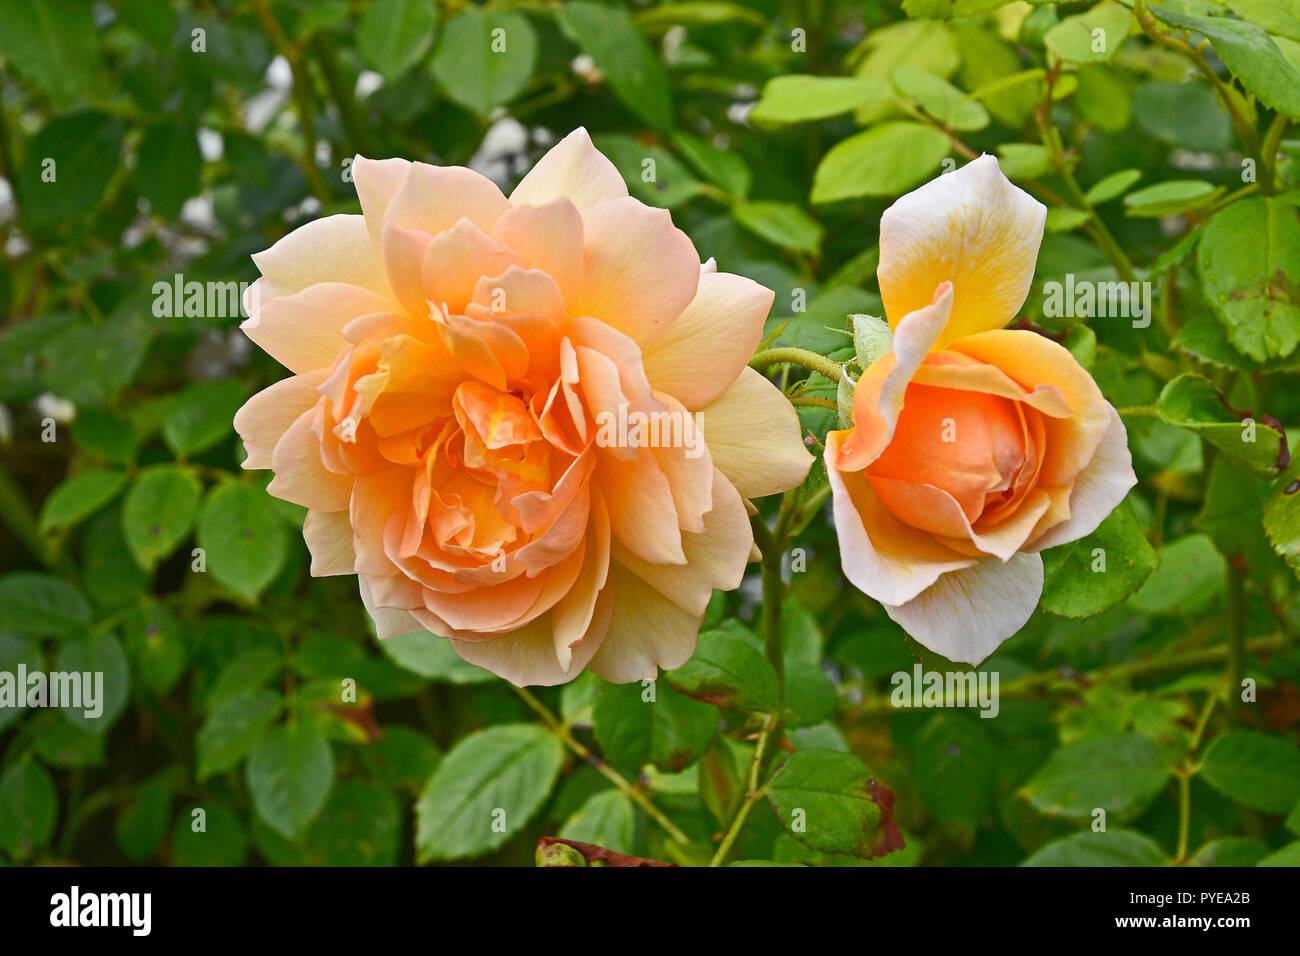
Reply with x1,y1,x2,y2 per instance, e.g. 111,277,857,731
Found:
234,129,812,686
827,156,1136,665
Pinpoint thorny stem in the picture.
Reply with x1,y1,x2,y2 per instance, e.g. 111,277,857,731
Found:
251,0,331,201
708,494,801,866
750,347,842,383
709,712,778,867
1225,563,1247,722
512,686,690,845
1175,688,1222,864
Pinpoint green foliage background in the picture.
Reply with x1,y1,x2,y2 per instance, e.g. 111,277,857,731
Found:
2,0,1300,867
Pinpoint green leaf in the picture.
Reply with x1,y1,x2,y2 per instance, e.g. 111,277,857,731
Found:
416,724,563,861
125,600,187,696
16,112,123,230
1044,2,1132,65
1197,197,1300,363
1155,373,1283,476
162,379,245,457
912,714,994,831
891,64,989,131
0,0,97,106
1084,168,1142,205
811,122,951,204
0,760,57,859
0,636,42,732
1040,501,1159,617
171,801,248,866
592,679,717,774
1023,828,1168,865
1199,731,1300,812
432,9,537,116
196,689,282,780
55,632,131,733
558,789,636,855
1129,534,1227,615
114,770,174,862
996,143,1052,179
31,715,106,768
39,470,127,534
1021,733,1171,818
633,2,767,29
196,482,289,602
121,466,201,571
1133,80,1233,152
765,749,901,859
750,75,890,126
1046,207,1093,232
666,628,779,713
134,123,202,220
247,724,335,840
783,660,838,728
670,131,751,196
1123,179,1222,217
1264,456,1300,574
297,781,401,866
1258,842,1300,866
1150,5,1300,116
357,0,437,79
379,630,494,684
562,1,673,129
1190,837,1269,867
733,201,823,255
591,133,704,208
699,737,744,825
361,726,442,792
0,572,90,637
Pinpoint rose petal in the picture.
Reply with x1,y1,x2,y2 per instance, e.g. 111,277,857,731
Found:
878,154,1046,348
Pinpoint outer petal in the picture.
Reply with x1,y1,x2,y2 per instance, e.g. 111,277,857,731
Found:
267,409,353,511
877,155,1046,348
234,369,327,469
352,156,410,258
302,509,356,575
836,282,954,473
699,367,814,499
884,552,1044,665
450,585,613,687
614,469,751,616
1027,405,1137,551
588,563,702,683
251,214,393,300
509,127,628,212
241,282,397,374
579,197,701,348
642,271,774,410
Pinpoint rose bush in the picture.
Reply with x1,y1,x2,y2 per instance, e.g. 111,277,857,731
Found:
235,129,812,686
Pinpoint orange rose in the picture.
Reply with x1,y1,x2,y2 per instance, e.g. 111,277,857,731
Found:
827,156,1136,664
235,129,812,685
